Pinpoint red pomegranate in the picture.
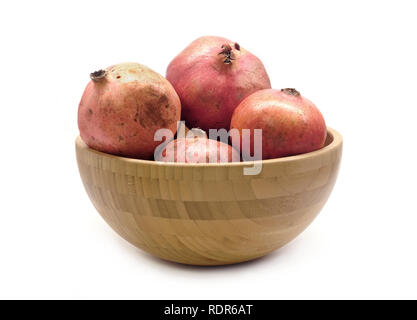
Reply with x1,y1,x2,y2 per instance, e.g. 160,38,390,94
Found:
155,129,240,163
230,88,327,160
166,36,271,132
78,62,181,159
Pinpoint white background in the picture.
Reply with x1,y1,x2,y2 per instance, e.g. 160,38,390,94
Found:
1,0,416,299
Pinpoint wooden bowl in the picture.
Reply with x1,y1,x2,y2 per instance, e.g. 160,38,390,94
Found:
76,128,342,266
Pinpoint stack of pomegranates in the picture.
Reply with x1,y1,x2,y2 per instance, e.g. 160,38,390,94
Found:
78,36,326,163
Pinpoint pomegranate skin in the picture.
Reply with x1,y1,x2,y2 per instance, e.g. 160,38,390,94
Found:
166,36,271,131
230,88,327,160
156,137,240,163
78,63,181,159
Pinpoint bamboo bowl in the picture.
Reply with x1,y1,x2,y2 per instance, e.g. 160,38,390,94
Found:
76,128,342,266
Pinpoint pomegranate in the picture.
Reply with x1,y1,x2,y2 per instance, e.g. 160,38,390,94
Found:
230,88,327,160
78,62,181,159
155,129,240,163
166,36,271,132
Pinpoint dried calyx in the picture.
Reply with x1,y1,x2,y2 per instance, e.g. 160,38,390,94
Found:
90,69,107,82
281,88,300,97
218,44,237,64
188,128,207,139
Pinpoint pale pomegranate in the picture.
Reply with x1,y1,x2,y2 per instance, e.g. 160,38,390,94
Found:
230,88,327,160
166,36,271,131
155,129,240,163
78,62,181,159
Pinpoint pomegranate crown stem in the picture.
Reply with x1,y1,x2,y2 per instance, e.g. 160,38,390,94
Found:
218,43,240,64
281,88,301,97
90,69,107,82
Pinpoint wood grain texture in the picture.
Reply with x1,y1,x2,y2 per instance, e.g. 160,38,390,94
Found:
76,128,342,265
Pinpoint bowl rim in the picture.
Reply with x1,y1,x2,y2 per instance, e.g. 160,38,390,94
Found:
76,127,342,167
